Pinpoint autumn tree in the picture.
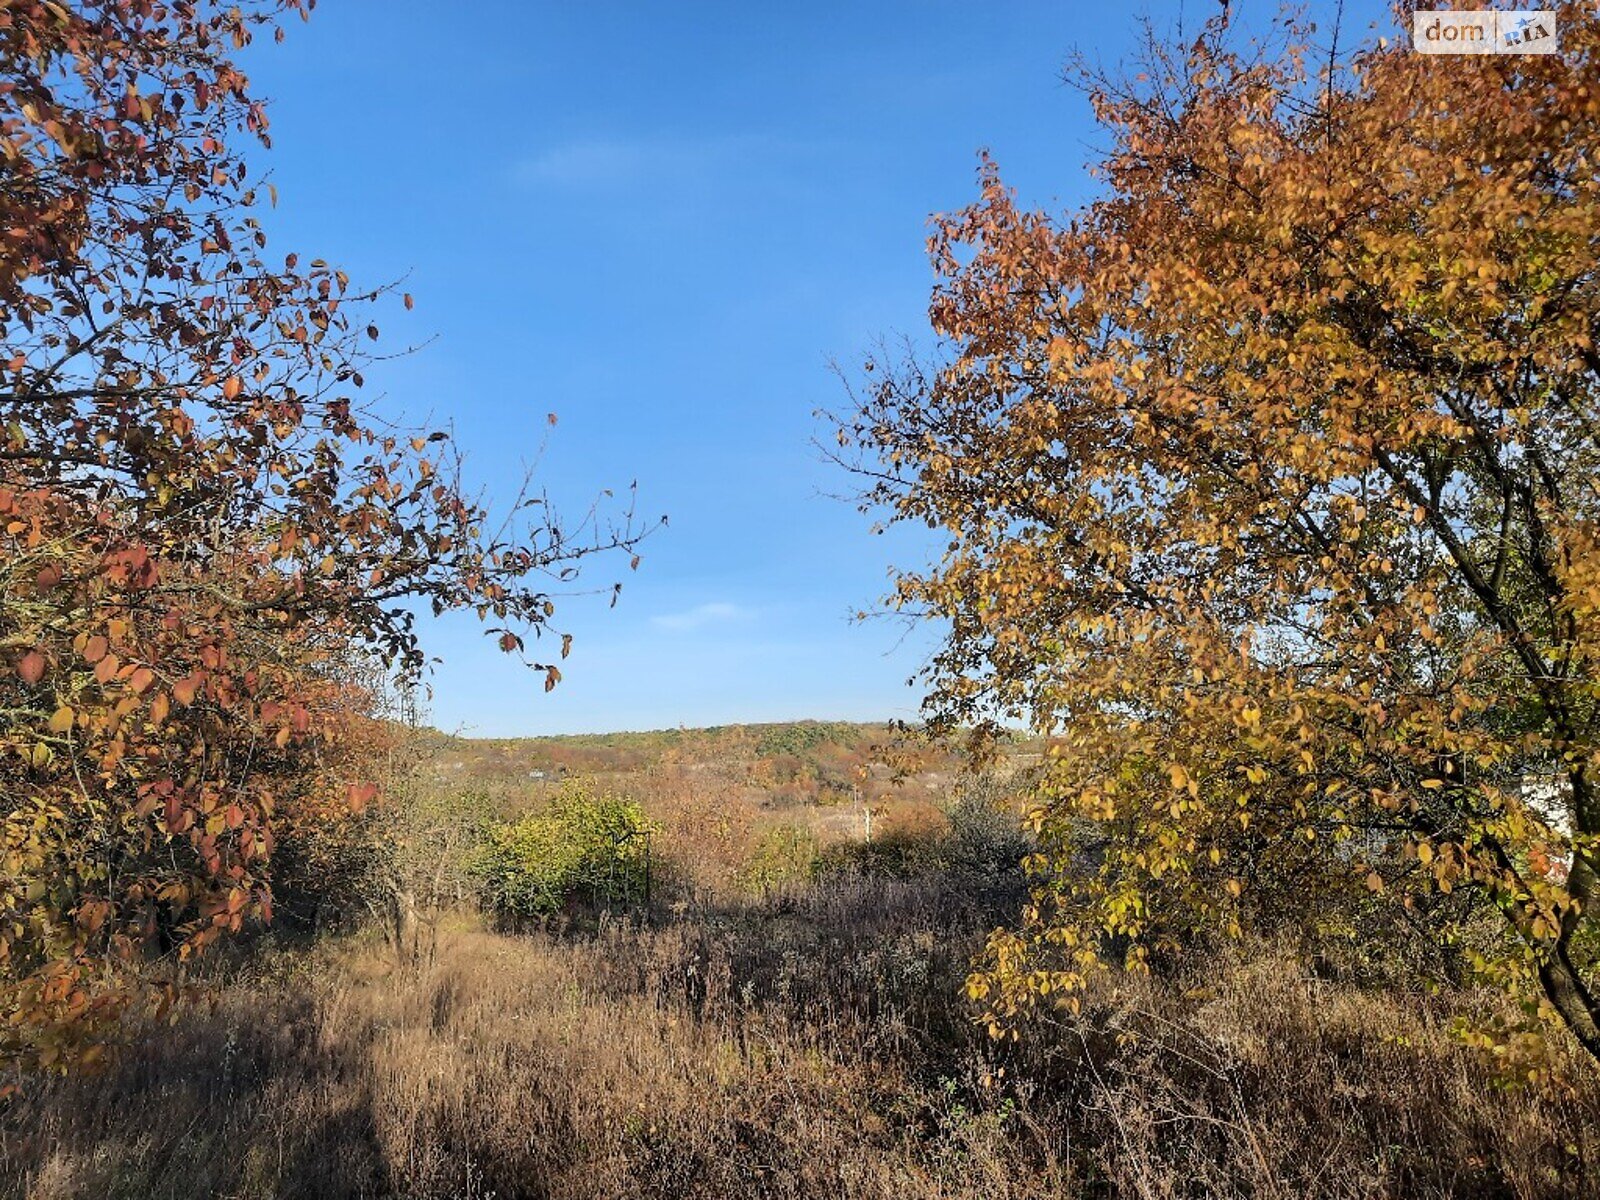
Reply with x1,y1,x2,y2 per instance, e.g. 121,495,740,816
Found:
270,681,501,966
0,1,647,1072
838,3,1600,1064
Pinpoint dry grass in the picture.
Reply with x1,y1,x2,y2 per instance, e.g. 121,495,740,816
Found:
3,874,1597,1199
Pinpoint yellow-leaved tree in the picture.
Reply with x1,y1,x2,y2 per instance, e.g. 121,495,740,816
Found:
838,3,1600,1064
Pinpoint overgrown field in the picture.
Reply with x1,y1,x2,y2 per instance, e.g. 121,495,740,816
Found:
3,724,1597,1198
4,888,1598,1198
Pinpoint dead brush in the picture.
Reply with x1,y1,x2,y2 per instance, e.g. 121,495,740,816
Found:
1,885,1596,1199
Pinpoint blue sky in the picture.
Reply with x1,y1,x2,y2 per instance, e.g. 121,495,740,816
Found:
243,0,1394,736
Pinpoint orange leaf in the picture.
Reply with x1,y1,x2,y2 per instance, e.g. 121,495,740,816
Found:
17,651,46,686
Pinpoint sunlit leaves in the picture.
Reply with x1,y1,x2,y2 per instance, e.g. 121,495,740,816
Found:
842,4,1600,1063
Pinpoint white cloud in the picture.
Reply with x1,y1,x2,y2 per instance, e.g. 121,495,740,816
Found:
649,601,752,633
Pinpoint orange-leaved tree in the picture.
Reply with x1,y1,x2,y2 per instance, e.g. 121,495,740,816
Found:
0,1,648,1072
837,3,1600,1064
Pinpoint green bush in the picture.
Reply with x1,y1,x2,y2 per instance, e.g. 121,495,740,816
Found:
478,781,651,918
741,824,820,894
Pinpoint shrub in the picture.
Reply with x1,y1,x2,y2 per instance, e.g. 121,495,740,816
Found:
820,827,941,878
815,775,1031,884
478,781,651,918
741,824,821,894
941,774,1031,882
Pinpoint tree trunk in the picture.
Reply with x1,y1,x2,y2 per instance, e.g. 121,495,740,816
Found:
390,885,420,965
1548,770,1600,1062
1539,938,1600,1062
